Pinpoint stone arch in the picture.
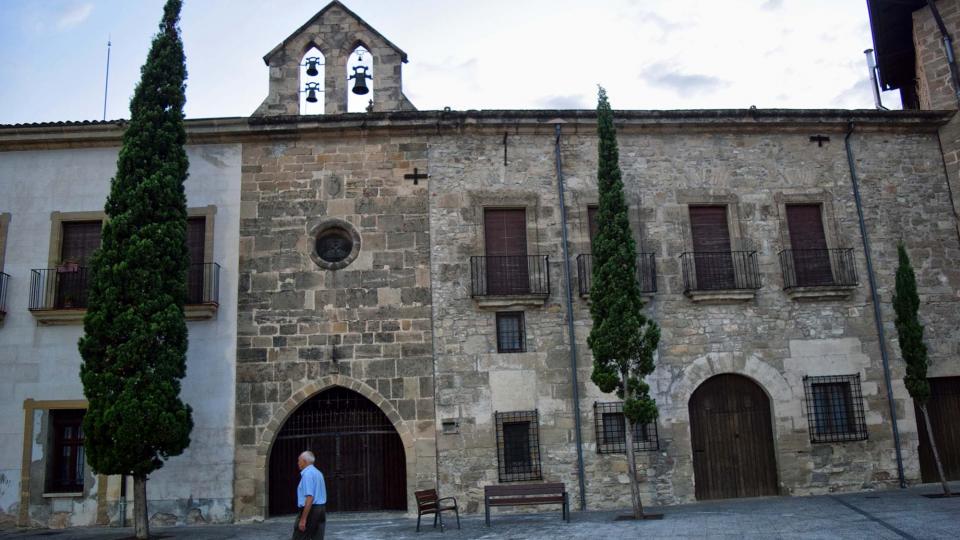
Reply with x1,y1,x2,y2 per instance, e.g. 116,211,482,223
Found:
658,353,796,500
258,374,416,514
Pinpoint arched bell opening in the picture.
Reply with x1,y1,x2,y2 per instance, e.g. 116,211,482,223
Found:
267,386,407,515
688,373,779,500
346,44,374,113
299,46,325,115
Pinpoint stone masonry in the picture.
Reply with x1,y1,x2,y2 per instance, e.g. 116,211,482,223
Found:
232,132,436,519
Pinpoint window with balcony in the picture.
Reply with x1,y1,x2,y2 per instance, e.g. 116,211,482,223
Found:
779,204,857,298
471,208,548,303
681,205,759,299
576,204,656,297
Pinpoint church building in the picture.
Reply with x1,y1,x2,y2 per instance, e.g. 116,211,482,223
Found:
1,0,958,528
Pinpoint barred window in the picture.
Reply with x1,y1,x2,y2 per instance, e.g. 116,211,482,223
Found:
594,402,659,453
495,410,541,481
496,312,525,353
804,374,868,443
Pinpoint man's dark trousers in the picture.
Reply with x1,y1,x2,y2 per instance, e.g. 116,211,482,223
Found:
292,504,325,540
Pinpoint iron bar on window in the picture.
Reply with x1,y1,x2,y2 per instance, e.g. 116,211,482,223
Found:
576,253,657,297
779,248,857,289
593,401,659,453
680,251,760,293
803,374,868,443
470,255,549,298
495,410,542,482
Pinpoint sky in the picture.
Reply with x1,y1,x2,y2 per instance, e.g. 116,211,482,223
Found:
0,0,901,124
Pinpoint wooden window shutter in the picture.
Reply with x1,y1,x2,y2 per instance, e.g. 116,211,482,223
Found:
60,221,102,265
689,206,731,253
484,209,527,257
187,217,206,264
587,205,599,248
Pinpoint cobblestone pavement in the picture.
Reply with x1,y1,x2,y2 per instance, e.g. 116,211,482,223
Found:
2,483,958,539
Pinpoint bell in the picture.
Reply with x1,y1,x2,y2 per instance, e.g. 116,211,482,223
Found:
349,66,371,95
306,88,318,103
305,57,320,77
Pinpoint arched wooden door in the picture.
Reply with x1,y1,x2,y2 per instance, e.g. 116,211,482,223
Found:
689,374,779,500
268,387,407,515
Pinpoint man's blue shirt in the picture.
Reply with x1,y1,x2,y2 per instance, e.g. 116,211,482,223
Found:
297,464,327,507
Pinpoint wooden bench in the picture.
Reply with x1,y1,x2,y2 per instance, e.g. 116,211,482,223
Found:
484,483,569,526
414,488,460,532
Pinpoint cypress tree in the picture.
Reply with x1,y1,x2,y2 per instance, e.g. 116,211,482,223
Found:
79,1,193,537
893,243,951,496
588,87,661,519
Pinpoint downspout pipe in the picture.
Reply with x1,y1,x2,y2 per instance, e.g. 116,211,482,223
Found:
844,123,906,489
554,123,587,511
927,0,960,107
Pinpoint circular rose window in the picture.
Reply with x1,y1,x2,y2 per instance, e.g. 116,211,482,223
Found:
316,228,353,263
309,219,361,270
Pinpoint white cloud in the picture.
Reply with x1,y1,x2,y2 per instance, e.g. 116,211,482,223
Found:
57,3,93,30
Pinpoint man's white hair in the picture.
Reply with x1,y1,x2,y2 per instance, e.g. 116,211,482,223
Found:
299,451,315,464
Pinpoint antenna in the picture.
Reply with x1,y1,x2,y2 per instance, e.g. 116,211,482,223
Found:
103,37,111,121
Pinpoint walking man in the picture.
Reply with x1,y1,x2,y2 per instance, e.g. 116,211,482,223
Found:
293,450,327,540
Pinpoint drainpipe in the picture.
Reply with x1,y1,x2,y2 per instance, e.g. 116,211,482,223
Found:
844,123,906,488
926,0,960,107
554,123,587,511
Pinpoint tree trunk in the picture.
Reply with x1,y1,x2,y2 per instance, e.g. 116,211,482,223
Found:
624,416,644,518
920,403,952,496
133,474,149,539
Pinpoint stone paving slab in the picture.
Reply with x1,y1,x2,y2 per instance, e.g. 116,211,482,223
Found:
1,483,957,539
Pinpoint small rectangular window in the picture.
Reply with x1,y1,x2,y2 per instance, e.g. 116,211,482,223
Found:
48,410,86,493
803,374,868,443
495,410,541,482
594,401,659,453
495,312,525,353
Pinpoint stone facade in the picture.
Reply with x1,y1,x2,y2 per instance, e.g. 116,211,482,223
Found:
233,133,436,518
2,0,960,530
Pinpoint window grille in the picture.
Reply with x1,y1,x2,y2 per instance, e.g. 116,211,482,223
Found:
803,374,868,443
593,402,659,453
495,410,541,481
496,312,525,353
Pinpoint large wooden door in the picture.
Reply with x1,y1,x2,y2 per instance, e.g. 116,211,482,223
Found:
689,374,779,500
268,387,407,515
786,204,833,286
916,377,960,482
484,208,528,294
689,206,735,289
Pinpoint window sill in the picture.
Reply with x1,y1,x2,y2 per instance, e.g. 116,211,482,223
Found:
30,304,218,325
186,302,219,320
30,308,86,325
473,295,547,309
580,292,654,304
684,289,756,304
42,492,83,498
785,285,856,301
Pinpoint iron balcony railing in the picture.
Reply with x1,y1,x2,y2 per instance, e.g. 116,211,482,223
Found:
576,253,657,297
0,272,9,315
680,251,760,293
470,255,550,297
29,262,221,311
779,248,857,289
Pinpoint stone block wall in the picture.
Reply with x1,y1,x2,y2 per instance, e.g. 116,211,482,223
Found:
233,134,435,519
427,121,960,512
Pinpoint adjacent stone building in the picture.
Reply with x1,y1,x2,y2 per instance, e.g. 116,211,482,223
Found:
1,0,958,529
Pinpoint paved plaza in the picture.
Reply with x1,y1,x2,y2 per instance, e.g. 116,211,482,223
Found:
1,483,958,539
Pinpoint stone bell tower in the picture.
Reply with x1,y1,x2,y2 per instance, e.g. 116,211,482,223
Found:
253,0,417,116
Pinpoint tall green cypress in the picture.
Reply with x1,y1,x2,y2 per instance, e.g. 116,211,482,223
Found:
893,243,951,496
588,87,661,518
79,1,193,537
